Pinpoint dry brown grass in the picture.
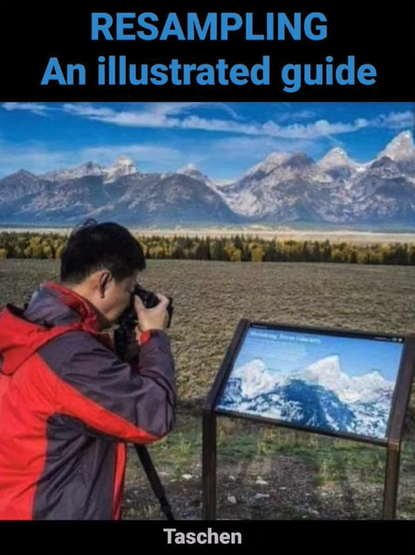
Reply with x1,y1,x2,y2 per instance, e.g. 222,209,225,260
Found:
1,259,414,520
133,260,415,401
1,258,414,402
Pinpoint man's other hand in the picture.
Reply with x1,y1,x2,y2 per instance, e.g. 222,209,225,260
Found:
134,293,169,332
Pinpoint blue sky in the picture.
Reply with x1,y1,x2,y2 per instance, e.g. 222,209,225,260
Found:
233,327,404,382
0,102,413,182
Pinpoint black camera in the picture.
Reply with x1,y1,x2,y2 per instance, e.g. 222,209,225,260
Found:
130,285,174,328
114,286,174,362
118,285,174,329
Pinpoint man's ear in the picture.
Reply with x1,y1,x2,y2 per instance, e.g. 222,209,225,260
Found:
97,270,113,299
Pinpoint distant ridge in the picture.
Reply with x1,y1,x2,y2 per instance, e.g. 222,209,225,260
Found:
1,131,414,229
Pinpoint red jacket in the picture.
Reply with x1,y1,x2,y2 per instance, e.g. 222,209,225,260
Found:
0,282,176,520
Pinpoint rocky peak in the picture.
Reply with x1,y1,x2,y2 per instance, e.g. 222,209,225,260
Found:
104,156,139,183
319,147,360,170
379,131,415,162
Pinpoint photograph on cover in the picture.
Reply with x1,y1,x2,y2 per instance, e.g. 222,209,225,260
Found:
215,325,406,441
0,101,415,520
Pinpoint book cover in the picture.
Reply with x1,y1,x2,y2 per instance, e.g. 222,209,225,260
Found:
0,2,414,548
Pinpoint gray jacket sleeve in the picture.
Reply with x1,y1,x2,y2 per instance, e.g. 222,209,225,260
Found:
39,329,176,443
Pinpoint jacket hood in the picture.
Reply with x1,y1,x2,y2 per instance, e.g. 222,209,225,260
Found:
0,282,104,376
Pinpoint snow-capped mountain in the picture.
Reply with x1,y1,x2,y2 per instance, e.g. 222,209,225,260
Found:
42,161,105,181
177,164,220,192
217,355,394,440
104,156,139,183
221,151,335,221
379,130,415,162
318,147,365,172
216,131,415,225
0,158,240,226
231,359,283,397
41,157,139,183
301,356,393,404
244,152,292,177
0,131,415,228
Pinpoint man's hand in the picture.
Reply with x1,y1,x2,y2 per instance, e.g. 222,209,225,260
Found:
134,293,169,332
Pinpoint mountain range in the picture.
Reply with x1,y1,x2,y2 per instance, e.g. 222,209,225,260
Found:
216,355,395,440
1,131,415,229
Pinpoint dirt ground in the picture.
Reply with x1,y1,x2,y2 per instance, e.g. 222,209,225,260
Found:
121,408,415,521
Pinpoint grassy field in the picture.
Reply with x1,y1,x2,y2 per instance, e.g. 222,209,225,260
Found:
0,258,414,520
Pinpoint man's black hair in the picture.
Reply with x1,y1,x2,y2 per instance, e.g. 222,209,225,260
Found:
60,219,146,283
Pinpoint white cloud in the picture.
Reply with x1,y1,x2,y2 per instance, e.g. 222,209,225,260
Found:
1,103,51,116
61,101,239,123
374,111,414,128
2,102,413,140
61,104,115,118
135,102,241,119
57,104,413,140
61,103,246,132
275,109,318,123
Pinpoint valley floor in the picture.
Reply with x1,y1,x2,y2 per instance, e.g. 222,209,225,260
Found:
2,225,415,244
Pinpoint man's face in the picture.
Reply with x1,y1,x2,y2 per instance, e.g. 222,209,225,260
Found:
100,271,139,326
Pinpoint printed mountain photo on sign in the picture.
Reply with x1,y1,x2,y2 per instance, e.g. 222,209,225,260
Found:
216,327,404,441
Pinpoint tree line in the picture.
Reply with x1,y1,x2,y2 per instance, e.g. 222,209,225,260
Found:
0,231,415,266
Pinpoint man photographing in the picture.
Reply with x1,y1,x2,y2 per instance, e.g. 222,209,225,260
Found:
0,220,176,519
